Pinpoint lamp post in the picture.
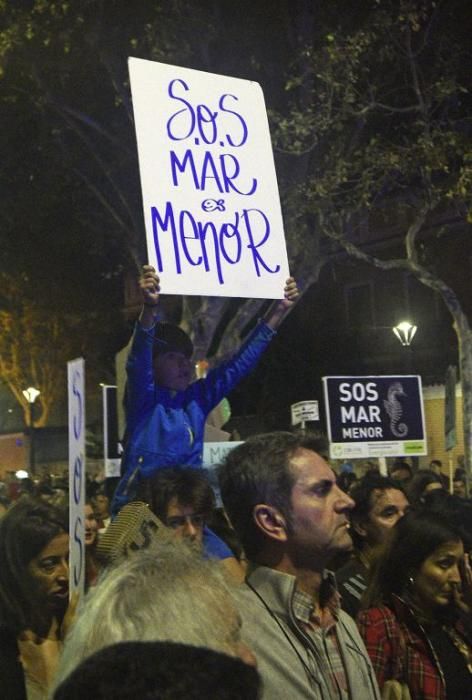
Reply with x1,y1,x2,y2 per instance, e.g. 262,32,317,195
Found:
392,321,417,346
393,321,417,373
22,386,40,475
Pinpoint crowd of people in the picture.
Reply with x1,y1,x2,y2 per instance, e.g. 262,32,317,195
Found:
1,266,471,699
2,436,471,699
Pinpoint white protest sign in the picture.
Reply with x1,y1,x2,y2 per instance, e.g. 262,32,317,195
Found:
68,358,86,597
102,385,121,478
203,441,244,467
203,441,243,508
291,400,319,426
129,57,289,298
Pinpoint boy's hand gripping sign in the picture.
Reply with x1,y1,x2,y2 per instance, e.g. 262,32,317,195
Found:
128,58,289,298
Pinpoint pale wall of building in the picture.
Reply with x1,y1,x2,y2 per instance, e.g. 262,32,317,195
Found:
0,433,27,479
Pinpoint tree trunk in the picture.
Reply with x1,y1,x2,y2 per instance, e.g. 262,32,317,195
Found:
455,316,472,477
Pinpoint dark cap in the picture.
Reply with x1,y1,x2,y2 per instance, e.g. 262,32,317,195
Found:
153,322,193,358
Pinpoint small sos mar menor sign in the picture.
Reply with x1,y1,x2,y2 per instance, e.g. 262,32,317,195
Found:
323,375,427,460
128,57,289,299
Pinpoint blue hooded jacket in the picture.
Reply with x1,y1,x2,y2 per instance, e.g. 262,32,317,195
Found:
112,319,276,520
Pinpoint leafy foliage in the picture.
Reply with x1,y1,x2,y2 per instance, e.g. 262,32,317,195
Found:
0,273,118,426
0,0,470,433
274,0,472,465
274,0,471,245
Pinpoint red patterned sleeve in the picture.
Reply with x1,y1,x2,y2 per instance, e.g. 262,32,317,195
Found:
357,606,399,689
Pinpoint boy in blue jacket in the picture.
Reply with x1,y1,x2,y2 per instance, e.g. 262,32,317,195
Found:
112,266,299,558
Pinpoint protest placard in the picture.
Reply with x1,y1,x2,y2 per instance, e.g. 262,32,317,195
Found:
202,441,243,507
129,57,289,298
102,385,121,478
68,358,85,597
291,400,319,426
323,375,427,460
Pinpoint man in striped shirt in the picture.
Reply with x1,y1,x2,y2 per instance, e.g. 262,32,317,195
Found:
336,474,409,619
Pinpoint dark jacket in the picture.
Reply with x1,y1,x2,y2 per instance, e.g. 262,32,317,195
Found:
0,626,26,700
336,554,369,619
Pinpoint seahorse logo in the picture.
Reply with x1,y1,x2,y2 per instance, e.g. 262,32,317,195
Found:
383,382,408,438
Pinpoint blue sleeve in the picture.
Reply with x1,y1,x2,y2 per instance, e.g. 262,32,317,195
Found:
189,322,276,413
125,323,157,436
203,526,234,560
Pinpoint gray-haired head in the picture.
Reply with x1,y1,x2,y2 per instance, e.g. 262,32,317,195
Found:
54,541,246,690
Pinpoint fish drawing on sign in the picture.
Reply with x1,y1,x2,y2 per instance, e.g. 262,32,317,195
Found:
383,382,408,438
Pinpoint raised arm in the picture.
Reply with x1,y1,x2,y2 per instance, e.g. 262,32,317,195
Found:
138,265,161,328
125,266,161,433
261,277,299,330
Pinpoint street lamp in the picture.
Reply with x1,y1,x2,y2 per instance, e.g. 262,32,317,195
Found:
392,321,417,347
22,386,40,475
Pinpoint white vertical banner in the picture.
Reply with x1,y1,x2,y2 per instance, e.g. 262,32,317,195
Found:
68,358,86,598
102,385,121,477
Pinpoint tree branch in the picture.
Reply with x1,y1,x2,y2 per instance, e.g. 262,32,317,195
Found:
99,50,134,124
72,168,130,234
53,106,140,232
187,296,229,359
405,205,429,264
50,100,134,156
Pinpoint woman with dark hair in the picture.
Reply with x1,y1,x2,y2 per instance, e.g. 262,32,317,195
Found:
0,497,72,700
84,499,100,589
358,509,472,699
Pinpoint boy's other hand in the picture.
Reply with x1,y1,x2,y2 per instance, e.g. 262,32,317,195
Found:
281,277,299,310
140,265,160,307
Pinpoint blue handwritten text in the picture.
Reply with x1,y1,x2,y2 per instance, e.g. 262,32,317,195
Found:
151,203,280,284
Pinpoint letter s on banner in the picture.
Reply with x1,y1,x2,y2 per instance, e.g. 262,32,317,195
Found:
73,516,84,588
68,358,86,599
339,383,352,402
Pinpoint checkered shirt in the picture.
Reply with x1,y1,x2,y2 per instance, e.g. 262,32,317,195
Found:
293,588,349,700
357,602,445,700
